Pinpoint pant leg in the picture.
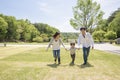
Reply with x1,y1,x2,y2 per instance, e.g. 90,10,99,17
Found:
86,47,90,58
83,47,87,64
56,49,60,63
53,50,57,59
71,54,75,63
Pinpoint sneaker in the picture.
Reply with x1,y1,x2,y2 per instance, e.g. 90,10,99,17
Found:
58,62,61,64
54,59,56,63
83,62,86,65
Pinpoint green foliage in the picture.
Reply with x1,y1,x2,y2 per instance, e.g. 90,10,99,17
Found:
61,32,79,42
95,19,108,32
105,31,117,40
0,14,59,42
108,11,120,38
70,0,104,32
33,36,43,43
34,23,59,37
0,17,8,41
92,30,106,42
107,8,120,24
94,8,120,38
41,34,49,42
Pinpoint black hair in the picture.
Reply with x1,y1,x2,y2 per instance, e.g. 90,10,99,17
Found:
80,27,86,31
53,32,60,38
70,42,75,46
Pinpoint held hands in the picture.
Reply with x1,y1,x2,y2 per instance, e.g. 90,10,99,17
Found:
92,47,94,49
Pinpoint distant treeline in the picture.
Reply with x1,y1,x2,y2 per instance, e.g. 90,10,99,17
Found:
0,14,59,42
61,32,79,42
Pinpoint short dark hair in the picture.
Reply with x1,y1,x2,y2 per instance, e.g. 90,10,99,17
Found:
80,27,86,31
53,32,60,38
70,42,75,46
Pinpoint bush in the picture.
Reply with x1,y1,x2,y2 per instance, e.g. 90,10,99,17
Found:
33,37,43,43
40,34,49,42
92,30,106,42
105,31,117,40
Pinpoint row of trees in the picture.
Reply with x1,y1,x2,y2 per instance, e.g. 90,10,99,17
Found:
0,14,59,42
93,8,120,42
61,33,79,42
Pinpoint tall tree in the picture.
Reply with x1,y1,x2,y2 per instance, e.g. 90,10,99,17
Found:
4,16,18,41
95,19,108,32
0,17,8,41
108,12,120,38
107,8,120,24
70,0,104,33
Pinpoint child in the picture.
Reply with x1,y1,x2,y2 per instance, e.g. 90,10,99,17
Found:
66,42,79,64
46,32,66,64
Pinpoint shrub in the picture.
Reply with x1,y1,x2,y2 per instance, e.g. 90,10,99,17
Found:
105,31,117,40
92,30,106,42
33,37,43,43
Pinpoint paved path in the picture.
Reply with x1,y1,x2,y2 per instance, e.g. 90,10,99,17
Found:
0,43,120,54
94,43,120,54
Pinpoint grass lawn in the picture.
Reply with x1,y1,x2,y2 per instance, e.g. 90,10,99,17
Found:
0,47,120,80
113,44,120,47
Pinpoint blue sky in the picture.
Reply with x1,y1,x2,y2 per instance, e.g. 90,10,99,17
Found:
0,0,120,32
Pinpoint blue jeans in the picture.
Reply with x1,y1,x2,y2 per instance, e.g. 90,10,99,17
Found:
83,47,90,63
53,49,60,59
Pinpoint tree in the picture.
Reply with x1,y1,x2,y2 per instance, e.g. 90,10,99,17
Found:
34,23,59,37
95,19,108,32
107,8,120,24
70,0,104,33
33,36,43,43
92,30,106,42
105,31,117,40
108,12,120,38
0,14,59,42
3,16,19,41
0,17,8,41
40,34,49,42
17,20,40,42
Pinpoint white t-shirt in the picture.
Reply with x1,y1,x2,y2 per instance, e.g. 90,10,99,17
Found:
52,39,61,50
47,38,65,50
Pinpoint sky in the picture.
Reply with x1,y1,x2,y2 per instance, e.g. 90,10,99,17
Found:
0,0,120,32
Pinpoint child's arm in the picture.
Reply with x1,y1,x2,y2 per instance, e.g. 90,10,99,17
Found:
65,48,70,51
75,47,80,50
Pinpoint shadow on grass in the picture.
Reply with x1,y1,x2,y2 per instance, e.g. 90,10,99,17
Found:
47,63,59,68
77,62,94,68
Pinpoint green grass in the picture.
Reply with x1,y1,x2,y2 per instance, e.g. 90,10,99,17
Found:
0,47,120,80
113,44,120,46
